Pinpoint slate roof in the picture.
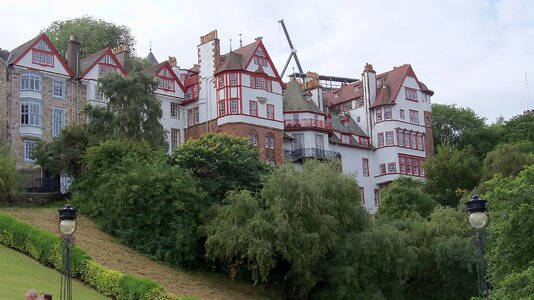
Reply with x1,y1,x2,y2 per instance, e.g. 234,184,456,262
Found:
0,49,9,62
283,79,322,113
330,114,367,136
143,61,166,77
8,34,41,64
215,40,260,73
80,48,108,76
146,51,158,64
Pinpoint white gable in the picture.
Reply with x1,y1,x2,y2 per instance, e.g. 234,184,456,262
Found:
246,44,277,78
15,37,71,77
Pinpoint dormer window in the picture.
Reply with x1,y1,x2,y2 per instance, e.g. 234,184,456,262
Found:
32,39,54,67
99,54,117,76
157,68,175,92
253,48,268,67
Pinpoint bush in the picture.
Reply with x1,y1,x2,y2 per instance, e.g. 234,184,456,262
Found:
0,213,188,299
0,145,23,201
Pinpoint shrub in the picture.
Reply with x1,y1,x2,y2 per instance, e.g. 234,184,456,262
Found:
0,213,187,299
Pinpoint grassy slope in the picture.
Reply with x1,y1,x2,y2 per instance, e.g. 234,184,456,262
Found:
0,206,273,300
0,244,109,299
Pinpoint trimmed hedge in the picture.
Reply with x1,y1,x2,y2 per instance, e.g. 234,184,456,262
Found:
0,213,191,300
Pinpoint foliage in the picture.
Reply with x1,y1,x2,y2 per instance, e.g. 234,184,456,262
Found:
0,146,23,200
0,213,186,299
431,104,486,149
173,133,270,201
378,177,436,220
484,165,534,285
502,113,534,144
43,15,135,58
207,161,404,299
424,145,481,207
130,56,154,73
387,207,477,300
492,266,534,300
32,125,90,178
95,72,167,149
73,139,207,267
480,142,534,184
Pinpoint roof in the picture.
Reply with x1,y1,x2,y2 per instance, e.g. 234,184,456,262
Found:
80,48,107,76
0,50,9,63
215,39,260,73
8,34,40,64
283,79,322,113
142,61,185,92
146,51,158,64
330,114,367,136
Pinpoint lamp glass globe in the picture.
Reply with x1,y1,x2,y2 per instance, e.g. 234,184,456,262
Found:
59,219,76,235
469,212,487,229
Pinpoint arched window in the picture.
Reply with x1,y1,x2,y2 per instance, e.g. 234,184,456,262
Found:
248,129,258,146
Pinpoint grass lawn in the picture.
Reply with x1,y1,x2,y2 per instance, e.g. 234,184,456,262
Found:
1,205,276,300
0,244,109,299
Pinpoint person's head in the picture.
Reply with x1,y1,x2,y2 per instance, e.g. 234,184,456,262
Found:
25,289,38,300
39,293,52,300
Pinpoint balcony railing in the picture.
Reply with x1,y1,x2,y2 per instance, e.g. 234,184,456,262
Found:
284,119,331,130
285,148,340,161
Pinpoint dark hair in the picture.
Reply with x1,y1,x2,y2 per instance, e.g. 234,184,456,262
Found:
42,293,52,300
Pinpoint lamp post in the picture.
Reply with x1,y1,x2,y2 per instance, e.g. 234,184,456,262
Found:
58,204,77,300
465,195,490,299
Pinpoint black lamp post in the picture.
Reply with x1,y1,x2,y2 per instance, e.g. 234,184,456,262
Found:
58,204,77,300
466,195,490,299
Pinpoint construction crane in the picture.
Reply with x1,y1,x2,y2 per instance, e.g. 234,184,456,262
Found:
278,19,304,78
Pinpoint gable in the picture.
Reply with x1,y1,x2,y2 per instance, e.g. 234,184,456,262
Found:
244,42,282,82
11,34,73,77
155,64,185,95
80,49,127,79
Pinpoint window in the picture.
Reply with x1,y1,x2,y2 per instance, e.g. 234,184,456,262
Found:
374,189,380,206
404,132,410,147
359,136,369,146
411,134,417,149
377,132,384,147
265,133,274,149
400,109,405,120
32,40,54,67
292,113,300,125
315,134,324,150
229,74,238,86
249,100,258,116
405,87,417,101
409,110,419,124
248,130,258,146
341,101,352,112
52,80,65,98
99,64,117,76
356,97,364,108
425,116,431,127
250,75,272,92
187,107,199,126
384,106,392,120
171,129,180,151
253,49,268,67
341,133,351,144
100,54,115,65
230,99,239,114
417,135,423,150
219,101,226,116
386,131,394,146
249,76,254,88
362,158,369,177
24,140,37,162
170,102,179,118
218,76,225,88
375,108,383,122
379,163,386,175
157,68,175,91
20,73,41,91
422,93,430,102
52,108,65,137
293,134,304,150
360,187,365,205
388,162,396,173
256,77,266,90
267,104,274,120
399,154,425,176
20,101,41,126
397,131,404,147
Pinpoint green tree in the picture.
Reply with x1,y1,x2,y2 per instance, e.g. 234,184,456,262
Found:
0,146,23,201
43,15,136,58
94,72,167,149
424,145,481,207
206,161,378,299
378,177,436,220
431,104,486,149
173,133,270,201
484,165,534,284
480,142,534,184
503,113,534,143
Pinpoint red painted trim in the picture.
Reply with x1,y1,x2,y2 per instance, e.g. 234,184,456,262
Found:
156,63,186,93
216,114,284,124
283,110,326,116
80,49,127,78
12,33,74,77
31,49,54,67
241,41,283,85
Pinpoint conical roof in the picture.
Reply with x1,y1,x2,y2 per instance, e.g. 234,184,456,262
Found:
283,79,322,113
146,51,158,64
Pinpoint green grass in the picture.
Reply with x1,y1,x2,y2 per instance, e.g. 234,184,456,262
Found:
0,244,109,299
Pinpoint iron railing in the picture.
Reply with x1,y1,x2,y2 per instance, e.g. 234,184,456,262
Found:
285,148,340,161
26,177,60,193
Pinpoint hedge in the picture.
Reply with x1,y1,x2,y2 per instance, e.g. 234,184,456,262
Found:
0,213,192,300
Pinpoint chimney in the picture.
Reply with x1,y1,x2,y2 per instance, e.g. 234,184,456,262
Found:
112,44,130,74
198,30,221,77
168,56,177,68
66,35,80,77
362,63,376,105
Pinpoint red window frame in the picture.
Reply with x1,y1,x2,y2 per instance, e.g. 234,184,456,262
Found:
157,68,175,92
384,106,392,120
362,158,369,177
405,87,418,101
400,109,405,120
377,132,384,147
409,110,419,124
385,131,394,146
32,49,54,67
267,104,274,120
379,163,386,175
249,100,258,116
398,154,425,176
219,101,226,116
375,108,383,122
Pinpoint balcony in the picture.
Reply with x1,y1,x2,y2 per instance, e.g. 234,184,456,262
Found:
285,148,340,162
284,119,331,130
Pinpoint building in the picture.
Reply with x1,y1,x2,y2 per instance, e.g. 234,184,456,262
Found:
282,64,434,213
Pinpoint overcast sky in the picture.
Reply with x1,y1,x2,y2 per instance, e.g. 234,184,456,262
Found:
1,0,532,122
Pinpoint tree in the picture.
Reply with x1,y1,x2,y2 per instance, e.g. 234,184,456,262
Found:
0,146,23,201
480,142,534,184
431,104,486,149
206,161,410,299
503,113,534,143
484,165,534,284
173,133,270,201
378,177,436,220
43,15,135,58
94,72,167,149
424,145,481,207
